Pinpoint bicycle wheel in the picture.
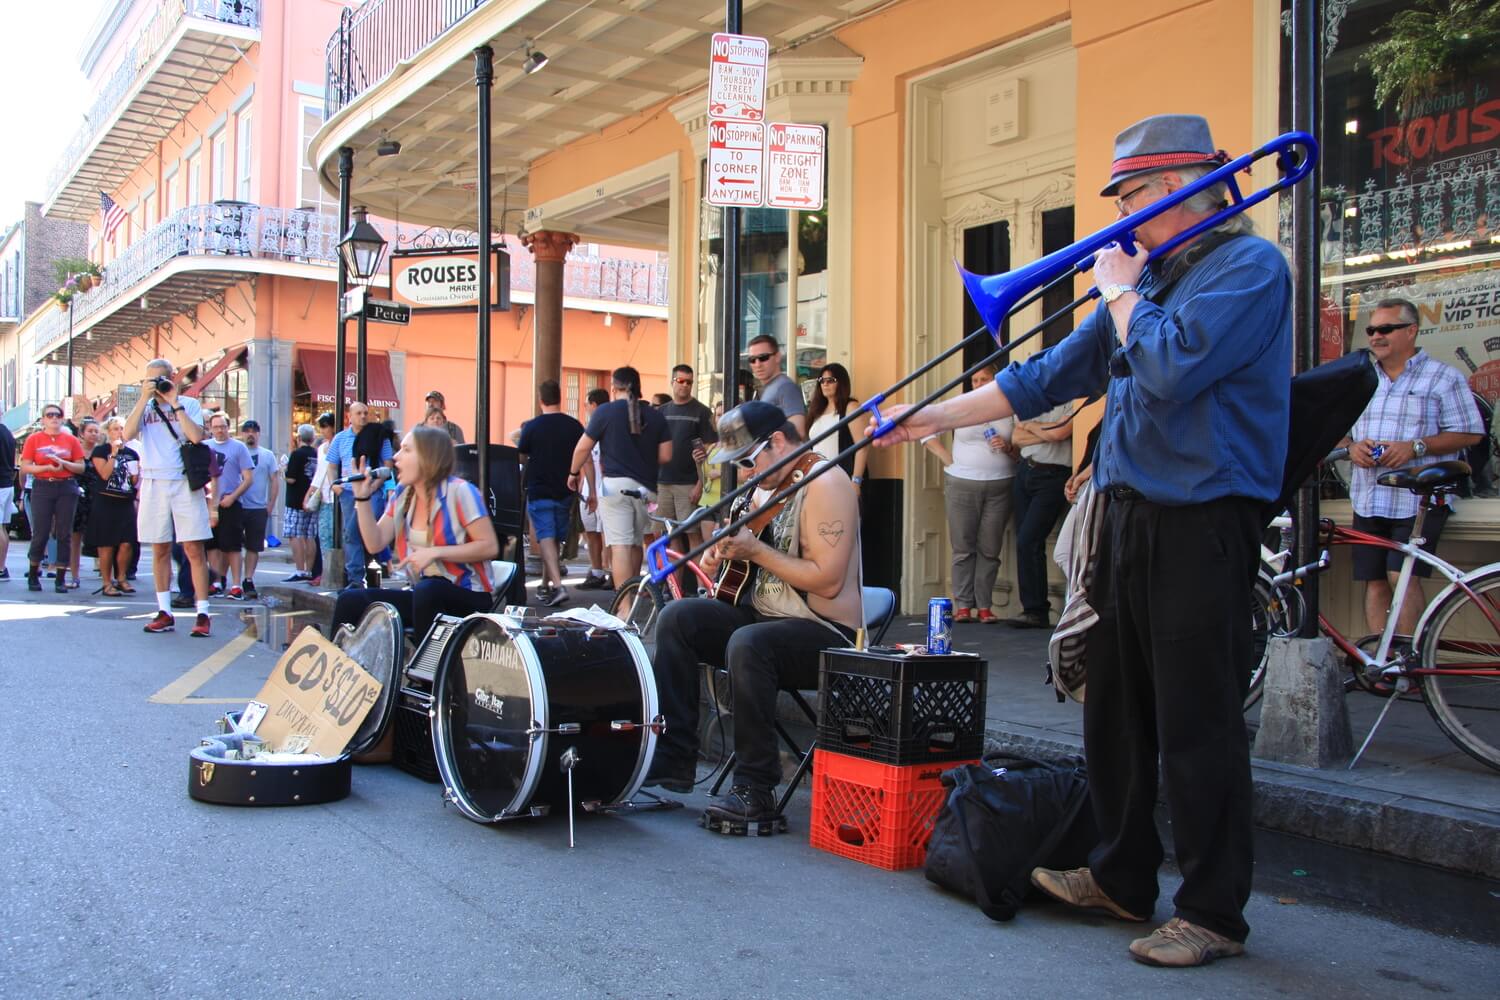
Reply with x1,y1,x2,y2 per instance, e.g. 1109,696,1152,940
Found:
1245,566,1297,710
1414,568,1500,772
610,576,664,653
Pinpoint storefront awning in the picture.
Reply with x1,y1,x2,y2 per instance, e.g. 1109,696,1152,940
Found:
299,349,401,410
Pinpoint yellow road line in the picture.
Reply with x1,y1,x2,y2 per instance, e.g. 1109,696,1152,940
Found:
148,630,259,704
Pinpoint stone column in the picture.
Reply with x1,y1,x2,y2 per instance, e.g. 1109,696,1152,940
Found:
521,229,577,411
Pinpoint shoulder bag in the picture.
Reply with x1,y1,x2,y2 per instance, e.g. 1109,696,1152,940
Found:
153,401,213,492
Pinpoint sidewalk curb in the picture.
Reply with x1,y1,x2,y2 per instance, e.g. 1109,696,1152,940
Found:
981,723,1500,880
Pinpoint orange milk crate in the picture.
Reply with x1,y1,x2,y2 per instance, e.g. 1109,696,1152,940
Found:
808,749,978,871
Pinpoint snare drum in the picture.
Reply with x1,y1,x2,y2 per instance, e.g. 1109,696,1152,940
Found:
428,613,660,823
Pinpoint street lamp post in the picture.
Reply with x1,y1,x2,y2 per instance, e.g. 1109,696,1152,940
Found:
337,205,390,405
65,296,74,400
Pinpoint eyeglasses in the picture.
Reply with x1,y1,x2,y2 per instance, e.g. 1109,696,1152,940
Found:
1114,180,1157,215
817,376,838,385
746,352,776,364
672,377,693,385
733,438,771,470
1365,322,1415,337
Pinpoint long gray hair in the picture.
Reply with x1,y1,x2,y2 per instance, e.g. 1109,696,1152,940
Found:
1166,164,1254,235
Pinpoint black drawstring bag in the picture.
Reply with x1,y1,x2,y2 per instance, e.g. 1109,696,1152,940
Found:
924,753,1097,922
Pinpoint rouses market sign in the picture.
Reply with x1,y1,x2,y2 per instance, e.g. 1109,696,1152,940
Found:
388,246,510,312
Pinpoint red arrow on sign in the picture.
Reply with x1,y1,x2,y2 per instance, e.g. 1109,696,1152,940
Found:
776,196,814,204
716,177,757,185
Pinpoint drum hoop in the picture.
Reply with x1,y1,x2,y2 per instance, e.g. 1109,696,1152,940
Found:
340,601,404,757
431,612,549,823
615,630,660,805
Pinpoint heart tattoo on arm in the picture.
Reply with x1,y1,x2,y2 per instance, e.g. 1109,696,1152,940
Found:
818,520,845,547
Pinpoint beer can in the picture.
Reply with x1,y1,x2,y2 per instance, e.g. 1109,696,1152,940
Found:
1370,444,1385,462
927,597,954,655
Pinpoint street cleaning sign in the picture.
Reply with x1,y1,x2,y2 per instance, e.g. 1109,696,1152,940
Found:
765,123,826,210
707,119,766,207
707,33,768,122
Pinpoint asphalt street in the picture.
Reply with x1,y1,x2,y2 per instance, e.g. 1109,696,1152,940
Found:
1,573,1496,999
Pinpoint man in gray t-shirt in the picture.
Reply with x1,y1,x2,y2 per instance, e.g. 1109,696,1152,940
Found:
747,334,806,435
238,420,281,598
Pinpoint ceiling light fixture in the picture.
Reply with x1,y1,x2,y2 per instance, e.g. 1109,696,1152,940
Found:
522,43,549,75
377,135,402,156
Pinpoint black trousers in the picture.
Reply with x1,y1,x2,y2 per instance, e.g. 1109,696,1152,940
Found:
654,598,850,790
331,578,491,642
1083,494,1259,943
27,479,78,567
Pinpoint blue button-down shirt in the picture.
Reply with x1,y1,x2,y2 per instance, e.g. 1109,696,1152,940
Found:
994,233,1292,505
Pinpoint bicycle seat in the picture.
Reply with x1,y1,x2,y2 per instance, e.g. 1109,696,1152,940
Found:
1375,460,1470,494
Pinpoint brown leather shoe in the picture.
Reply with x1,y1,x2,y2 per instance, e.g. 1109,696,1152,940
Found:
1029,866,1148,922
1129,917,1245,967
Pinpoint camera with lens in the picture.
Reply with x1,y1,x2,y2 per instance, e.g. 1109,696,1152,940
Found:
151,375,175,395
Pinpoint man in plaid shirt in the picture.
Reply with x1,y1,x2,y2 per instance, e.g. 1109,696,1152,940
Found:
1342,297,1483,635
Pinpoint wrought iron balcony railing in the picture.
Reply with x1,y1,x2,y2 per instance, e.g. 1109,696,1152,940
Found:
33,204,668,354
325,0,486,117
33,201,338,353
46,0,261,206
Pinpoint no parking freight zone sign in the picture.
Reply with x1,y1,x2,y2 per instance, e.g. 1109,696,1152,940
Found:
765,123,826,210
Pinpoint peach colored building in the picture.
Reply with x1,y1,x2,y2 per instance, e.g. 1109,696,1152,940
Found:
32,0,669,464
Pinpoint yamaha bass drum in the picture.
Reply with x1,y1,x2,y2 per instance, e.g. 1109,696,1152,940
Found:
426,613,661,823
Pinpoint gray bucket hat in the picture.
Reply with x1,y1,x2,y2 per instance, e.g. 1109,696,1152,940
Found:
708,400,790,465
1101,114,1229,197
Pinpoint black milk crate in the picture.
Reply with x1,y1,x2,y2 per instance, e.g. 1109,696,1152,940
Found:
818,648,987,765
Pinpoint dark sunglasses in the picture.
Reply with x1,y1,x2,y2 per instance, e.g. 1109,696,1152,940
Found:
733,438,771,470
817,376,839,385
1365,322,1415,337
672,377,693,385
746,352,776,364
43,411,63,419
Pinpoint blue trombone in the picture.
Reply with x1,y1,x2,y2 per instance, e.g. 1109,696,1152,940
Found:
644,130,1319,585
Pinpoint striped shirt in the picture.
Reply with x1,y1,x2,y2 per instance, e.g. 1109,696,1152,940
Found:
1349,351,1481,519
384,476,493,593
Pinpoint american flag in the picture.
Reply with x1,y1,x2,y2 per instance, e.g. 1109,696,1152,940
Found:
100,193,127,241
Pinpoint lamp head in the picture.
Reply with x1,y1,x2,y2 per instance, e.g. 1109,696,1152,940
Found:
522,46,548,75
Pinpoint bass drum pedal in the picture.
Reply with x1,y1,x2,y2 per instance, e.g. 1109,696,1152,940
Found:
698,809,789,837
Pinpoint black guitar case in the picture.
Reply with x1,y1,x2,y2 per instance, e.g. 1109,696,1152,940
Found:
1264,348,1379,526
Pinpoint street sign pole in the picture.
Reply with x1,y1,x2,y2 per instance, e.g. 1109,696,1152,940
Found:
721,0,745,493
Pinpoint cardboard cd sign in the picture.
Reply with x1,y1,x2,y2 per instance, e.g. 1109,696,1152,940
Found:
251,627,384,757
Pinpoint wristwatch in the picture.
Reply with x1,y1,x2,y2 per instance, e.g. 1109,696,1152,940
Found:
1100,284,1136,304
1412,438,1428,458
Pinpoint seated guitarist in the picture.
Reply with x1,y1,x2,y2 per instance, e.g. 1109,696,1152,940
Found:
645,401,863,830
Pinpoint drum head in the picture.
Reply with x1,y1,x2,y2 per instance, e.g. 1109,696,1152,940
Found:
334,602,404,756
431,614,544,822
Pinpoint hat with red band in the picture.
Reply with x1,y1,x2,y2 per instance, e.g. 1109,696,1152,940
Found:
1101,114,1230,196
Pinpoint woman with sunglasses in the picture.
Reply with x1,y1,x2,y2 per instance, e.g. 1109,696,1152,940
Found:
19,406,87,592
806,363,871,496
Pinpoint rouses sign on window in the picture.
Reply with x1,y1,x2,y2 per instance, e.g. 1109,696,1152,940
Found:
388,248,508,311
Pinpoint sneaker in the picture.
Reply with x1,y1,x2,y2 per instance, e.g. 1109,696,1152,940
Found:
27,570,42,592
1005,610,1052,629
208,581,224,598
642,755,697,795
1129,918,1245,967
543,584,569,608
703,784,777,824
226,587,244,601
242,580,259,600
0,567,9,580
55,570,67,594
285,572,307,583
578,573,607,591
535,583,555,604
976,609,999,624
144,611,175,633
190,614,212,638
306,576,322,587
170,594,195,610
1029,867,1147,922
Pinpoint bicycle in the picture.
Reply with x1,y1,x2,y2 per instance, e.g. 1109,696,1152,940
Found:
607,489,719,654
1249,458,1500,772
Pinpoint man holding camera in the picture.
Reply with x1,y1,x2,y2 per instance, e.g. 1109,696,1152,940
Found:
122,359,213,636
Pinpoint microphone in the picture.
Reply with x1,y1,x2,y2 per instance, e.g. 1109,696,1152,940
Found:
334,467,394,486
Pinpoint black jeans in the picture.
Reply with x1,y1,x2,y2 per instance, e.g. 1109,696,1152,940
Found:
1012,460,1070,616
654,598,850,791
27,479,78,568
331,577,491,642
1083,494,1260,943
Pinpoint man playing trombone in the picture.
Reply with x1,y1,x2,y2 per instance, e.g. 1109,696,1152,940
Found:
875,115,1290,967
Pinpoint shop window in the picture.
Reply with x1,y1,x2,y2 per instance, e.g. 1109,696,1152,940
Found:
299,100,331,213
1280,0,1500,505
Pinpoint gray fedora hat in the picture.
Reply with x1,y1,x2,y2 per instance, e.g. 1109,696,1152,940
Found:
1101,114,1229,197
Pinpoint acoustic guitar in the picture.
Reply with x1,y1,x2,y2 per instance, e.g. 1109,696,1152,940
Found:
711,452,820,605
